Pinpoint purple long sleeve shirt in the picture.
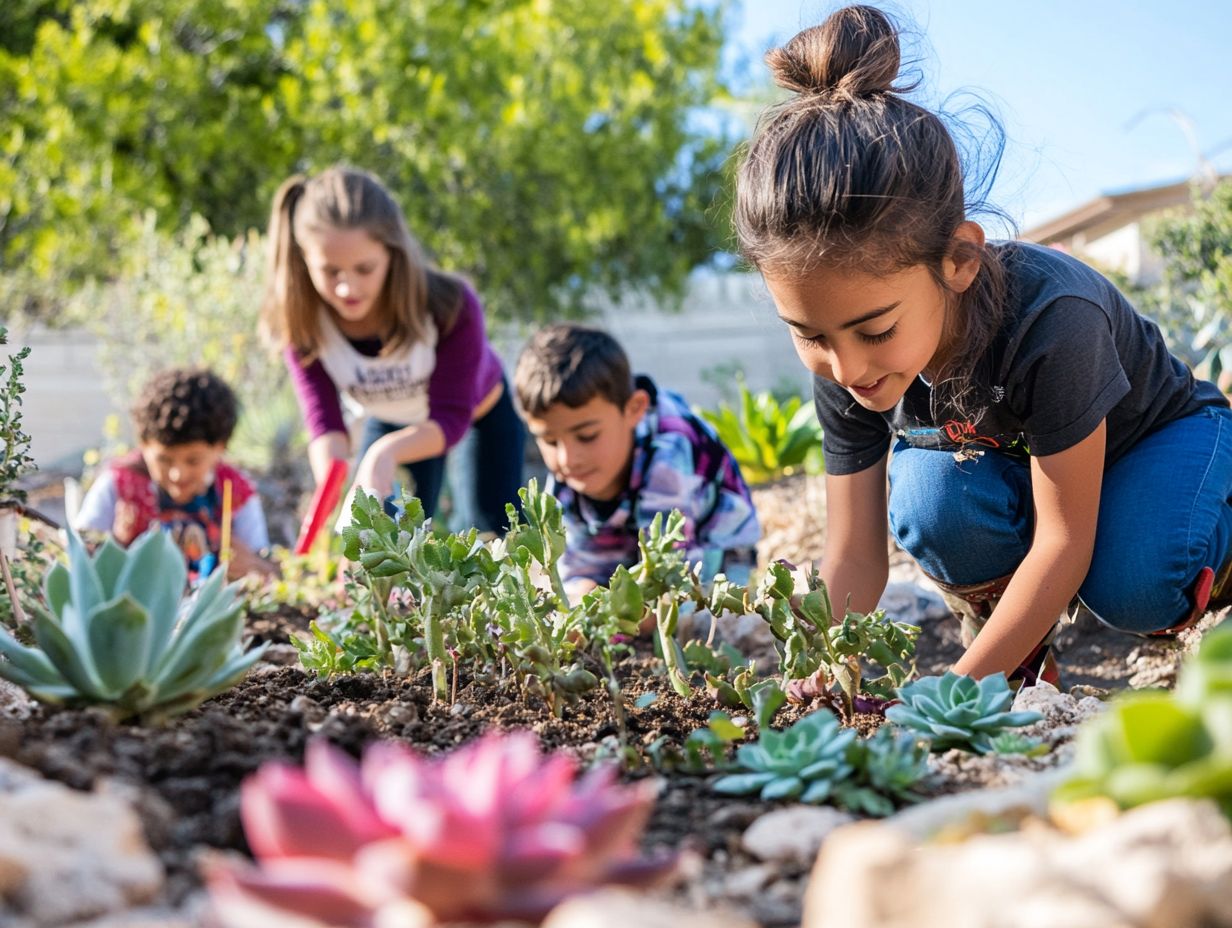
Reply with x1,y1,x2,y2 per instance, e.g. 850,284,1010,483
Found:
285,284,504,449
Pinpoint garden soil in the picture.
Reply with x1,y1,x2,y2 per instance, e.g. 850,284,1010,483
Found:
1,472,1202,927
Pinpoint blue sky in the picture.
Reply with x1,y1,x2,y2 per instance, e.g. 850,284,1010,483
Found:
726,0,1232,231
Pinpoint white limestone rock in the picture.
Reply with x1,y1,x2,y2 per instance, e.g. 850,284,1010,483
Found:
740,805,856,866
0,759,163,928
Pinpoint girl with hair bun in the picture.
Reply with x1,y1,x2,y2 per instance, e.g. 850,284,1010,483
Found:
262,166,524,534
737,5,1232,686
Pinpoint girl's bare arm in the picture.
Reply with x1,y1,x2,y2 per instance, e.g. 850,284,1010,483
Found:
820,452,890,614
954,420,1106,678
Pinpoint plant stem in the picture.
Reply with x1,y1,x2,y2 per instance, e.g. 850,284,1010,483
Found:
0,545,26,625
422,597,449,702
656,598,691,697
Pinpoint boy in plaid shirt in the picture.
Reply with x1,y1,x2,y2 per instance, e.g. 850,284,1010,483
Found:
513,324,760,600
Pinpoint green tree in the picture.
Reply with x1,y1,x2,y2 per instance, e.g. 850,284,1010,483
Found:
1139,180,1232,379
0,0,296,281
1148,179,1232,316
0,0,731,321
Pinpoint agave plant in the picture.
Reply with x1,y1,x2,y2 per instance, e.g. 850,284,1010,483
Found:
712,709,857,803
0,529,264,722
206,732,675,926
885,672,1042,754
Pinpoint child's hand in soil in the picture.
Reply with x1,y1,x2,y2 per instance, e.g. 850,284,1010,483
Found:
226,539,281,582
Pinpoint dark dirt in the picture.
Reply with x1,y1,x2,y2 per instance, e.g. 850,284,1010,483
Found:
4,471,1192,927
0,591,1178,928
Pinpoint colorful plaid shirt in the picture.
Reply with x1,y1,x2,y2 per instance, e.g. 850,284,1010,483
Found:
550,376,760,585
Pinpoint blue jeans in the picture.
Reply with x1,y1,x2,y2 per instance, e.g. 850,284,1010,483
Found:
887,406,1232,633
358,378,525,534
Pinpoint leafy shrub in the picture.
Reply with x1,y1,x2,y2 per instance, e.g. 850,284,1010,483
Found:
886,672,1042,754
699,382,823,485
0,530,265,722
0,325,46,629
206,732,673,925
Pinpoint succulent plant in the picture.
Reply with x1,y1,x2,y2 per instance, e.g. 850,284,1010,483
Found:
207,732,675,926
885,671,1043,754
1053,690,1232,817
1055,625,1232,818
833,725,930,816
0,529,264,722
1177,621,1232,705
712,709,857,802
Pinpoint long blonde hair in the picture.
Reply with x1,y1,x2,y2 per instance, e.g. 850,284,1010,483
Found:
261,166,463,360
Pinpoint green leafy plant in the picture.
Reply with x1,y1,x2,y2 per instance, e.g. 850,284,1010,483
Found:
1055,622,1232,817
757,562,918,718
0,325,46,629
0,530,266,723
1177,621,1232,704
885,672,1043,754
340,482,598,713
649,710,748,774
699,382,823,485
1053,691,1232,817
330,484,917,737
0,327,34,504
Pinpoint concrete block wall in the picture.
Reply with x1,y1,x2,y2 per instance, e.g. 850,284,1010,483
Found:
7,327,117,472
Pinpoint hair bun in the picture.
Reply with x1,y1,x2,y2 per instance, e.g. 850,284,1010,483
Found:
766,5,903,99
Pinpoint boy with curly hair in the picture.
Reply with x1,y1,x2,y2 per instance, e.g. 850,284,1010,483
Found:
75,368,277,580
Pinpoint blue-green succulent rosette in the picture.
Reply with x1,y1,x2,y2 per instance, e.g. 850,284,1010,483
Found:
886,671,1042,754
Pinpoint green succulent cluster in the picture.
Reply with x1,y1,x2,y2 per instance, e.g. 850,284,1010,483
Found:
834,726,930,816
1055,623,1232,817
712,708,857,803
710,694,930,815
886,671,1042,754
0,530,265,723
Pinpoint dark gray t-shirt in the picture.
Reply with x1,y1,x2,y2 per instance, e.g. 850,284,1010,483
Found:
814,242,1228,475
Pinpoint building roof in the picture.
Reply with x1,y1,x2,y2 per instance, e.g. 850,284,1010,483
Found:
1022,176,1228,245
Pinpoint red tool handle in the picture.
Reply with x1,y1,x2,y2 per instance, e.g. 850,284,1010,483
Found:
293,459,349,555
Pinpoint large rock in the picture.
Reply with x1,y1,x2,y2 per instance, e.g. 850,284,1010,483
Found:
0,759,163,928
803,798,1232,928
740,806,856,866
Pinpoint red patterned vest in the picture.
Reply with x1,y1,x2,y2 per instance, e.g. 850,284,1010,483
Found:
109,451,256,549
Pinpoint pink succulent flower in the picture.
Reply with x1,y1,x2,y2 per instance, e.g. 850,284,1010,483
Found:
206,732,674,926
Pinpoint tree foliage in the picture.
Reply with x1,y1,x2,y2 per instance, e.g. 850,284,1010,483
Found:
1136,180,1232,378
1148,179,1232,318
0,0,731,321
